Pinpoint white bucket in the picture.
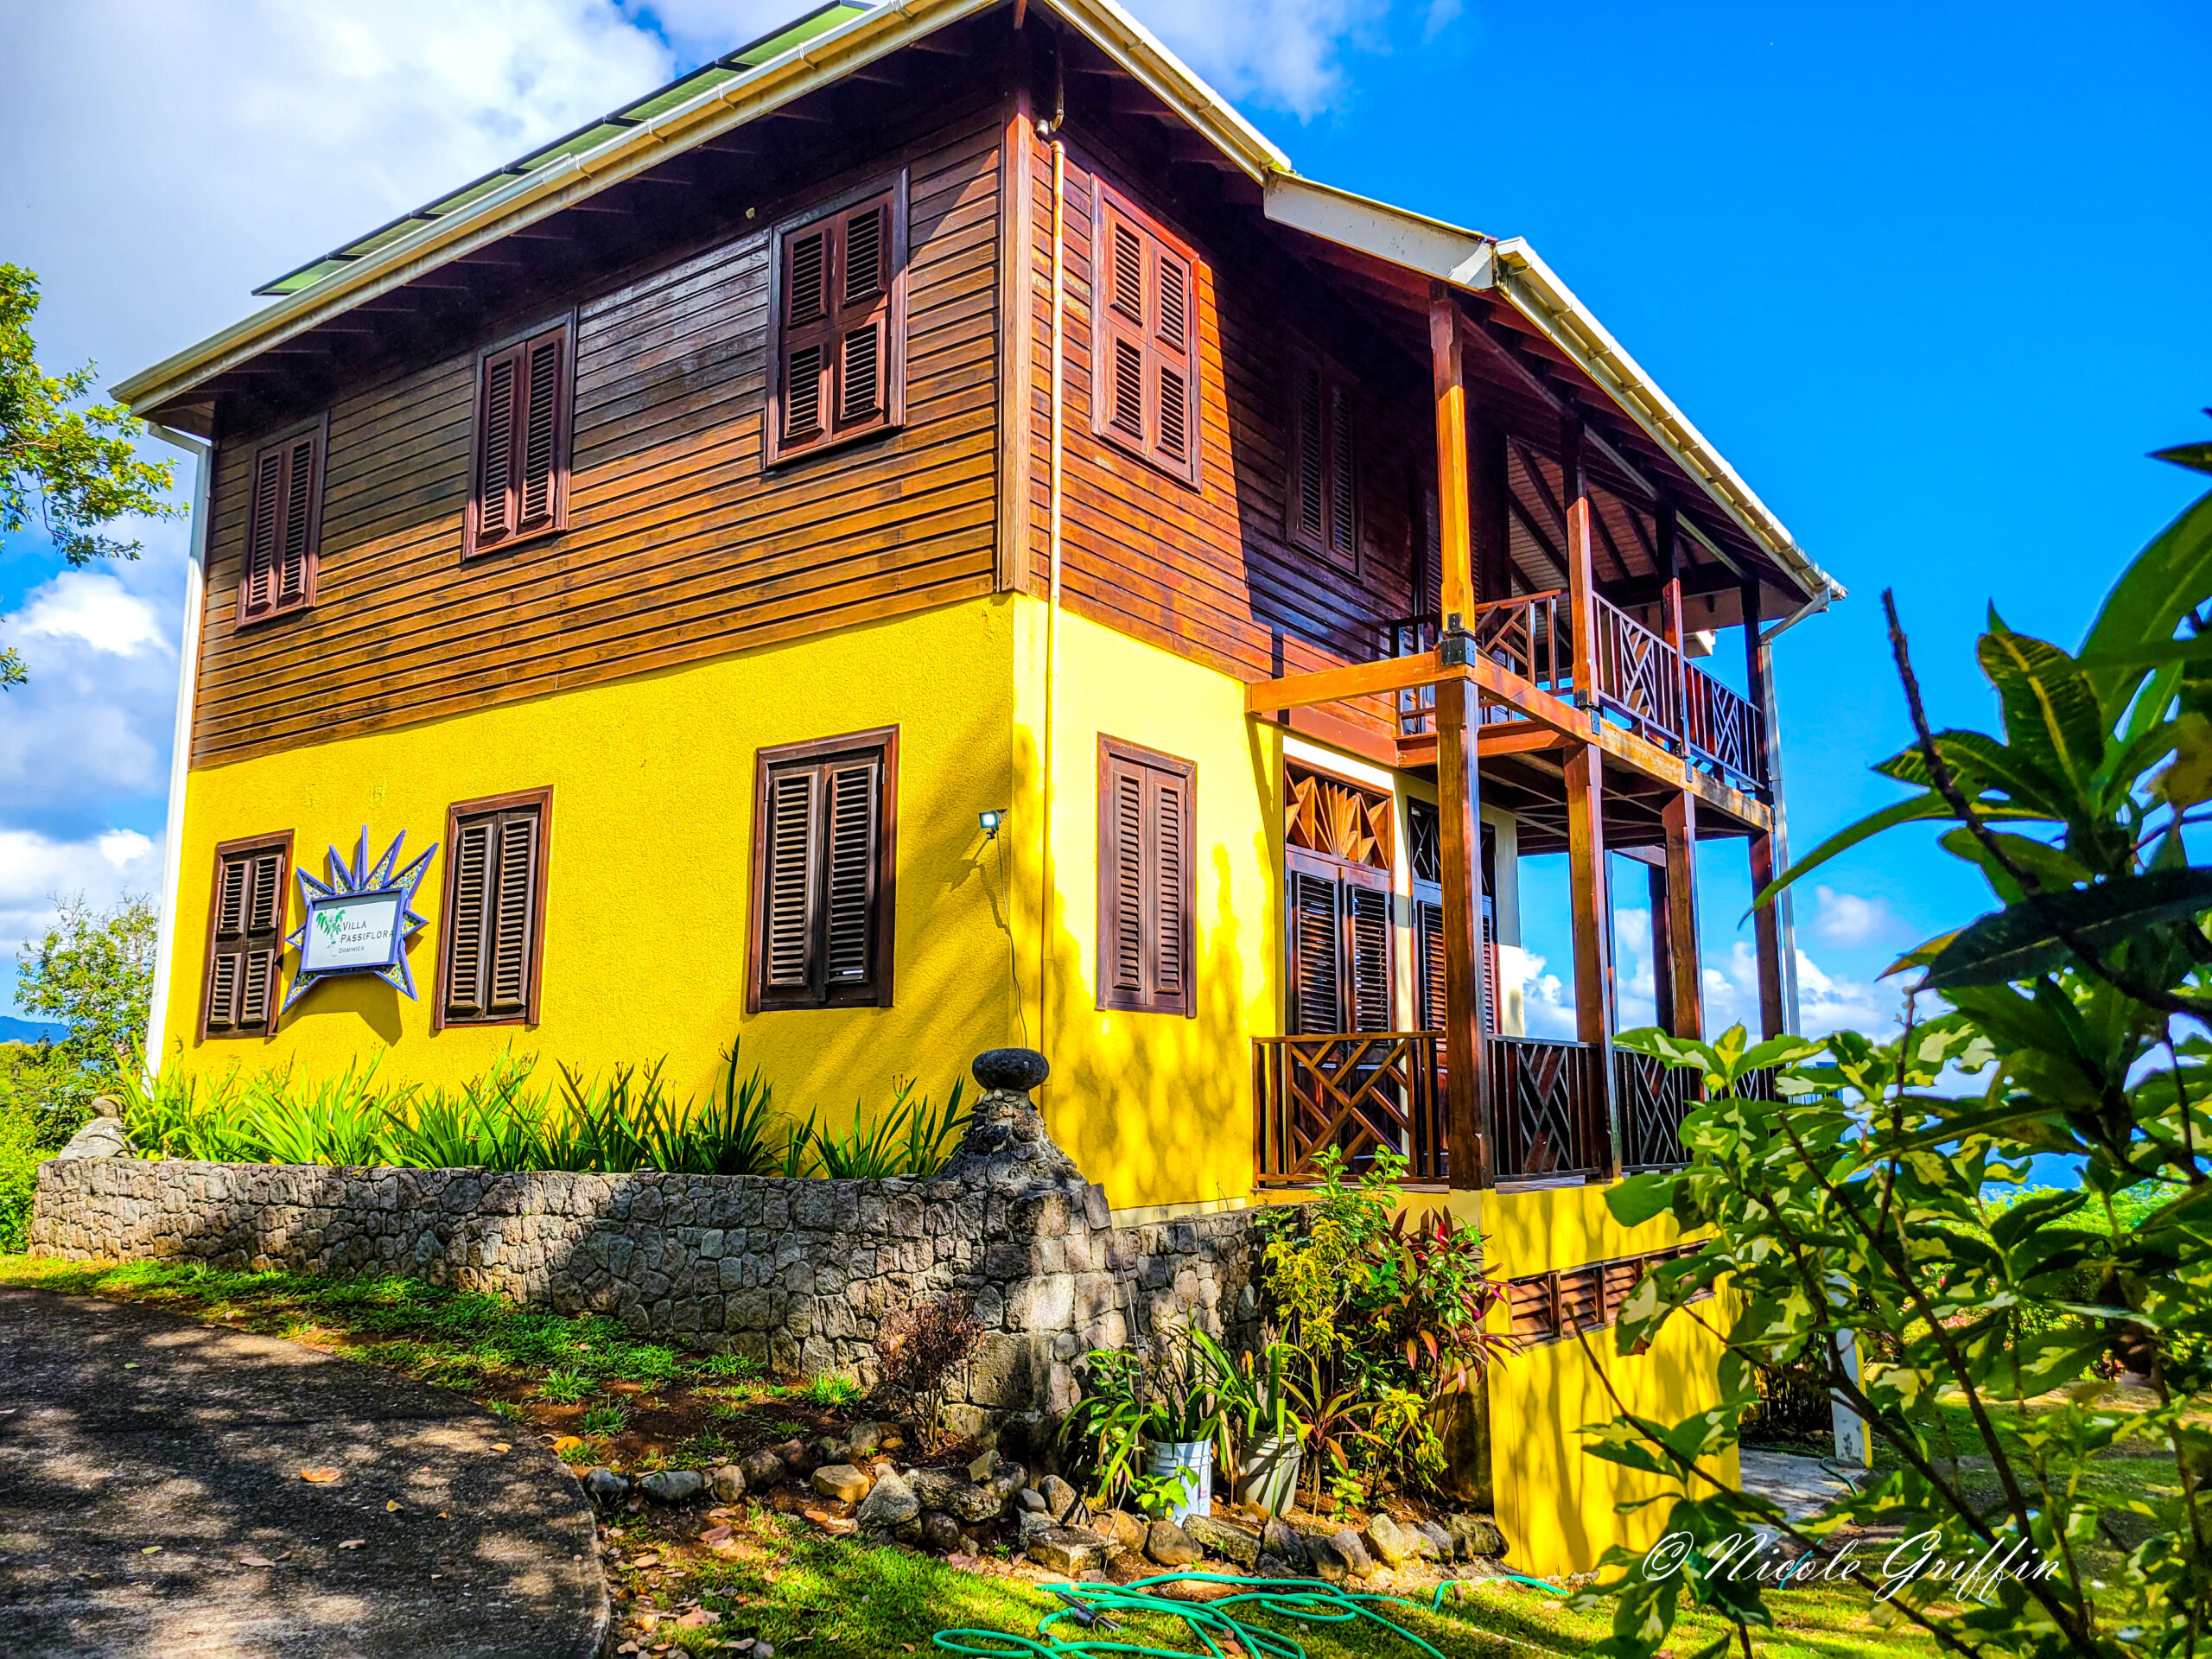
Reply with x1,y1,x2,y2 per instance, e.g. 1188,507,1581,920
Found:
1146,1439,1214,1522
1239,1433,1302,1516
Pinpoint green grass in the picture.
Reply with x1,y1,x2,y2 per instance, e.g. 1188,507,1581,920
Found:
796,1372,863,1408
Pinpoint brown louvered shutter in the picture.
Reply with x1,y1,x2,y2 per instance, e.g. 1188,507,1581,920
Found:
202,836,290,1038
1287,867,1342,1035
1097,739,1196,1016
750,730,898,1009
442,794,548,1025
1344,870,1392,1033
1091,190,1201,486
1508,1274,1558,1341
469,322,571,557
1285,356,1356,571
239,425,321,625
772,187,902,462
1415,892,1446,1032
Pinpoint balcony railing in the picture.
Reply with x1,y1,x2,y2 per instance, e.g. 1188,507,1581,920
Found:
1378,593,1769,792
1615,1047,1700,1171
1254,1029,1622,1187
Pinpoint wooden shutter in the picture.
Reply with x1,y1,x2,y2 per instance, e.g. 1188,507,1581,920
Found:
769,181,906,464
440,791,550,1026
467,321,572,557
200,834,291,1039
749,728,899,1010
1090,187,1201,486
239,422,322,625
1507,1274,1558,1341
1288,851,1392,1034
1287,867,1341,1035
1286,354,1357,572
1097,737,1197,1016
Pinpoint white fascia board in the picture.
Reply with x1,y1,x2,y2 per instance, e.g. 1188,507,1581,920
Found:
111,0,999,415
1262,174,1494,290
1491,238,1844,604
1043,0,1291,181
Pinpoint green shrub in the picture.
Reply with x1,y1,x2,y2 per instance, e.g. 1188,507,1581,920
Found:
796,1372,862,1408
0,1094,40,1253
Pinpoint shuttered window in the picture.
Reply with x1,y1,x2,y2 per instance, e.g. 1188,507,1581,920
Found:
749,728,899,1010
467,319,573,557
440,790,550,1027
200,834,292,1039
1286,850,1394,1035
768,178,908,465
1090,186,1201,487
238,420,323,626
1097,737,1196,1016
1409,810,1499,1035
1286,355,1356,572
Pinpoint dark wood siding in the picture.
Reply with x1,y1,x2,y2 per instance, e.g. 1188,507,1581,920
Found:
1016,120,1433,742
190,103,1004,768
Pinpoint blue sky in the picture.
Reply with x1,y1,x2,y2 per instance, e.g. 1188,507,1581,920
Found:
3,0,2208,1033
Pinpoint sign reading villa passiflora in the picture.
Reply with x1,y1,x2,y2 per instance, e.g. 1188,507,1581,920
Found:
282,828,436,1011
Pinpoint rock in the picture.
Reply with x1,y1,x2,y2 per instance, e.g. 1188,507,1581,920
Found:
583,1467,631,1507
909,1468,964,1511
1144,1519,1202,1567
784,1438,825,1475
1015,1487,1049,1515
1016,1509,1054,1545
967,1449,999,1482
972,1048,1050,1092
1185,1515,1261,1569
1094,1509,1145,1554
855,1468,919,1534
893,1517,924,1545
709,1465,747,1504
812,1464,872,1504
740,1447,788,1491
933,1089,1085,1192
1261,1517,1310,1571
842,1421,884,1459
946,1480,1006,1523
810,1437,849,1468
1414,1520,1453,1562
1447,1513,1508,1560
639,1469,707,1504
1038,1473,1083,1524
1026,1524,1111,1575
919,1512,964,1554
1320,1529,1374,1581
1363,1514,1414,1567
56,1116,135,1160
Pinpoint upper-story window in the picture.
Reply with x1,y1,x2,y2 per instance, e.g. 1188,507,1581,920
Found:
1286,353,1357,575
767,175,910,465
239,417,324,626
1090,184,1202,488
467,316,575,558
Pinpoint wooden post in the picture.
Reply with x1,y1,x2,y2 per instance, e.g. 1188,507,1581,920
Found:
1565,742,1618,1177
1742,576,1787,1039
1428,286,1476,626
1473,418,1510,607
993,36,1036,595
1662,791,1702,1040
1562,415,1598,710
1647,862,1675,1035
1428,285,1487,1190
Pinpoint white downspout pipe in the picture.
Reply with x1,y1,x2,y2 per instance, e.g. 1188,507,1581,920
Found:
142,423,211,1077
1033,61,1067,1067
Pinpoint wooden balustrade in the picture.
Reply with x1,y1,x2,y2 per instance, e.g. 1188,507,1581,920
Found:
1682,660,1768,791
1614,1047,1700,1170
1383,589,1571,738
1252,1032,1446,1185
1255,1028,1615,1185
1590,594,1682,749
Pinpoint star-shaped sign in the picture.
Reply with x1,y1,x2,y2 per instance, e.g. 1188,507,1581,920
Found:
282,827,437,1012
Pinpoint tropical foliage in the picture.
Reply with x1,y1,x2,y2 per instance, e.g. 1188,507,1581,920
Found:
1579,435,2212,1659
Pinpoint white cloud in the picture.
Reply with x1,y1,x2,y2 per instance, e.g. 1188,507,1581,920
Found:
16,569,168,657
0,825,166,963
1132,0,1391,120
1811,884,1896,949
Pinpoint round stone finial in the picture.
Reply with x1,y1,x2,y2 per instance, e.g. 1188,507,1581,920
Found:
972,1047,1050,1093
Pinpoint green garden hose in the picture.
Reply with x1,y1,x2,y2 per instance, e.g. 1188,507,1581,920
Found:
930,1568,1561,1659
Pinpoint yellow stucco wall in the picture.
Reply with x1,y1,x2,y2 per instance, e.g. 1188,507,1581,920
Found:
161,595,1022,1126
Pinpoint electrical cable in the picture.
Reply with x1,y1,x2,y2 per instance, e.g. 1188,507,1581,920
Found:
931,1567,1560,1659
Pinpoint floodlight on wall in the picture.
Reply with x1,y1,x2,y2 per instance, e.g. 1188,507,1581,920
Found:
979,809,1007,841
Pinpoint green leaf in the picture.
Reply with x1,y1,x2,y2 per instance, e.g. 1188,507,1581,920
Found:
1607,1172,1678,1228
1751,794,1951,912
2151,439,2212,476
1920,867,2212,988
2079,488,2212,719
1979,619,2107,791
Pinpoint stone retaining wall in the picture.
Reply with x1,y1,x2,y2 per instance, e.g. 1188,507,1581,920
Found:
28,1086,1273,1426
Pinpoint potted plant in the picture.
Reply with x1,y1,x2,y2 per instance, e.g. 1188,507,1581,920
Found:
1140,1323,1222,1522
1203,1329,1306,1516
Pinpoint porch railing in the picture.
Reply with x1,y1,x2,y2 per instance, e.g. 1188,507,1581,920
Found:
1377,594,1769,792
1254,1029,1628,1186
1615,1047,1700,1171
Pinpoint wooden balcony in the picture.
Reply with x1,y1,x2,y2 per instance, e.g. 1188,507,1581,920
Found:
1382,589,1769,796
1254,1030,1705,1188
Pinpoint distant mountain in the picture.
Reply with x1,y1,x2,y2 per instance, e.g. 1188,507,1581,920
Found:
0,1015,67,1046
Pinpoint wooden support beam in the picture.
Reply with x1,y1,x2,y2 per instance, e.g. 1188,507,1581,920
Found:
1662,791,1702,1041
1565,742,1620,1179
1428,286,1476,624
1563,414,1599,708
1436,678,1490,1191
994,62,1035,595
1648,862,1676,1035
1742,576,1788,1038
1474,418,1510,605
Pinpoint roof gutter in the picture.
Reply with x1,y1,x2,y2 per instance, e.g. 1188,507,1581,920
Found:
1489,238,1844,607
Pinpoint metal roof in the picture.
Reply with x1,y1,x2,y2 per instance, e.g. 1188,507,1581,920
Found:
251,1,873,297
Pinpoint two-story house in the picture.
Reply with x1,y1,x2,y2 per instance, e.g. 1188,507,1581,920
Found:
117,0,1842,1573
